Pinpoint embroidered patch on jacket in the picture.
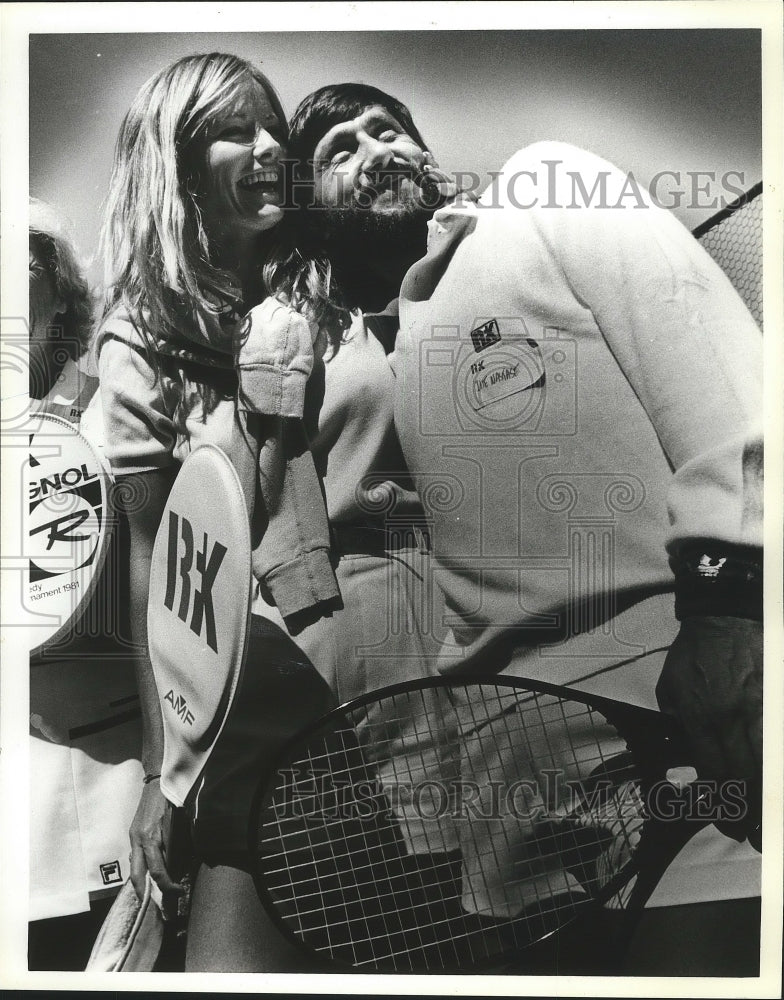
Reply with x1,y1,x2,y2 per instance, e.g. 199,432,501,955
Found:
470,318,502,353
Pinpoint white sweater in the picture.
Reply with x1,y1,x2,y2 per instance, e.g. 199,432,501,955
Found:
396,141,762,680
394,142,763,907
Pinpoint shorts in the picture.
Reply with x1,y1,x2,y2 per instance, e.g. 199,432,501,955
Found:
254,549,461,856
186,614,336,867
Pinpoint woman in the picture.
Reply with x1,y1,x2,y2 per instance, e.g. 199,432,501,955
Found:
27,200,145,971
98,53,448,972
29,199,99,425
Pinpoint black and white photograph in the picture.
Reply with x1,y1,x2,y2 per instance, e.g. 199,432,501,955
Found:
1,1,782,993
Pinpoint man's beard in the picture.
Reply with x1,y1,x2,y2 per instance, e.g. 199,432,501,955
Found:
294,197,433,310
306,199,431,262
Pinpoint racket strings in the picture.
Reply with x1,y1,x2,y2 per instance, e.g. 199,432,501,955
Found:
279,726,408,968
270,727,625,789
255,683,647,971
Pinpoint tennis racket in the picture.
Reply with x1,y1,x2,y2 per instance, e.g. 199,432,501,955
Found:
248,675,751,974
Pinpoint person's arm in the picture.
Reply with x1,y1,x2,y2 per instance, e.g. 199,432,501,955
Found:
98,322,183,893
655,443,762,847
119,467,184,897
235,298,341,625
656,615,762,848
521,145,763,836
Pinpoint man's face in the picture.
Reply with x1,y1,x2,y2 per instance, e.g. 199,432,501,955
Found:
311,104,429,213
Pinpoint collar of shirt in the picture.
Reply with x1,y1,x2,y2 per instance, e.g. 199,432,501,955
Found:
363,299,400,353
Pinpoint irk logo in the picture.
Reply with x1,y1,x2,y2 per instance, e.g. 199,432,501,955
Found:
163,511,227,653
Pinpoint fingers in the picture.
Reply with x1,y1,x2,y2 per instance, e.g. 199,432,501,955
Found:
715,779,762,849
129,843,149,900
719,712,759,783
658,620,763,779
129,786,185,899
420,164,458,199
654,669,679,722
739,631,764,772
130,832,184,898
656,624,763,852
749,709,764,772
143,836,184,896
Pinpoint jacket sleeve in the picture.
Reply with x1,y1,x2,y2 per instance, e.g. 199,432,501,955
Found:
234,298,341,620
234,297,316,418
518,143,763,557
98,320,177,475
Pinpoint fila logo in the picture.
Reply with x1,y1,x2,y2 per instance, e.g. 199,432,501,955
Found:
164,688,195,726
99,860,123,885
163,511,227,653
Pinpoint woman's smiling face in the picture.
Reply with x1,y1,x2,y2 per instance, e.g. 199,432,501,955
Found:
199,76,287,242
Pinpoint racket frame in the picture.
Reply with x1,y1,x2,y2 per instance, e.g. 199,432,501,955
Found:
247,673,708,974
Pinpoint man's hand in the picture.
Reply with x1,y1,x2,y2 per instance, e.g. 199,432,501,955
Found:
129,780,184,900
656,616,762,849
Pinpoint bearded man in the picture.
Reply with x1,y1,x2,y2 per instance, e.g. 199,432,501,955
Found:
282,83,763,976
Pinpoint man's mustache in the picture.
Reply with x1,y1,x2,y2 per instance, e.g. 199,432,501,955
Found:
355,162,419,203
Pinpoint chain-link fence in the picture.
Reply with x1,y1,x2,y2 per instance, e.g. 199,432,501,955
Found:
693,183,762,330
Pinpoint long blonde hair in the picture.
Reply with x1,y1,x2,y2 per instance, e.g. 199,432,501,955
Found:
100,52,287,356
